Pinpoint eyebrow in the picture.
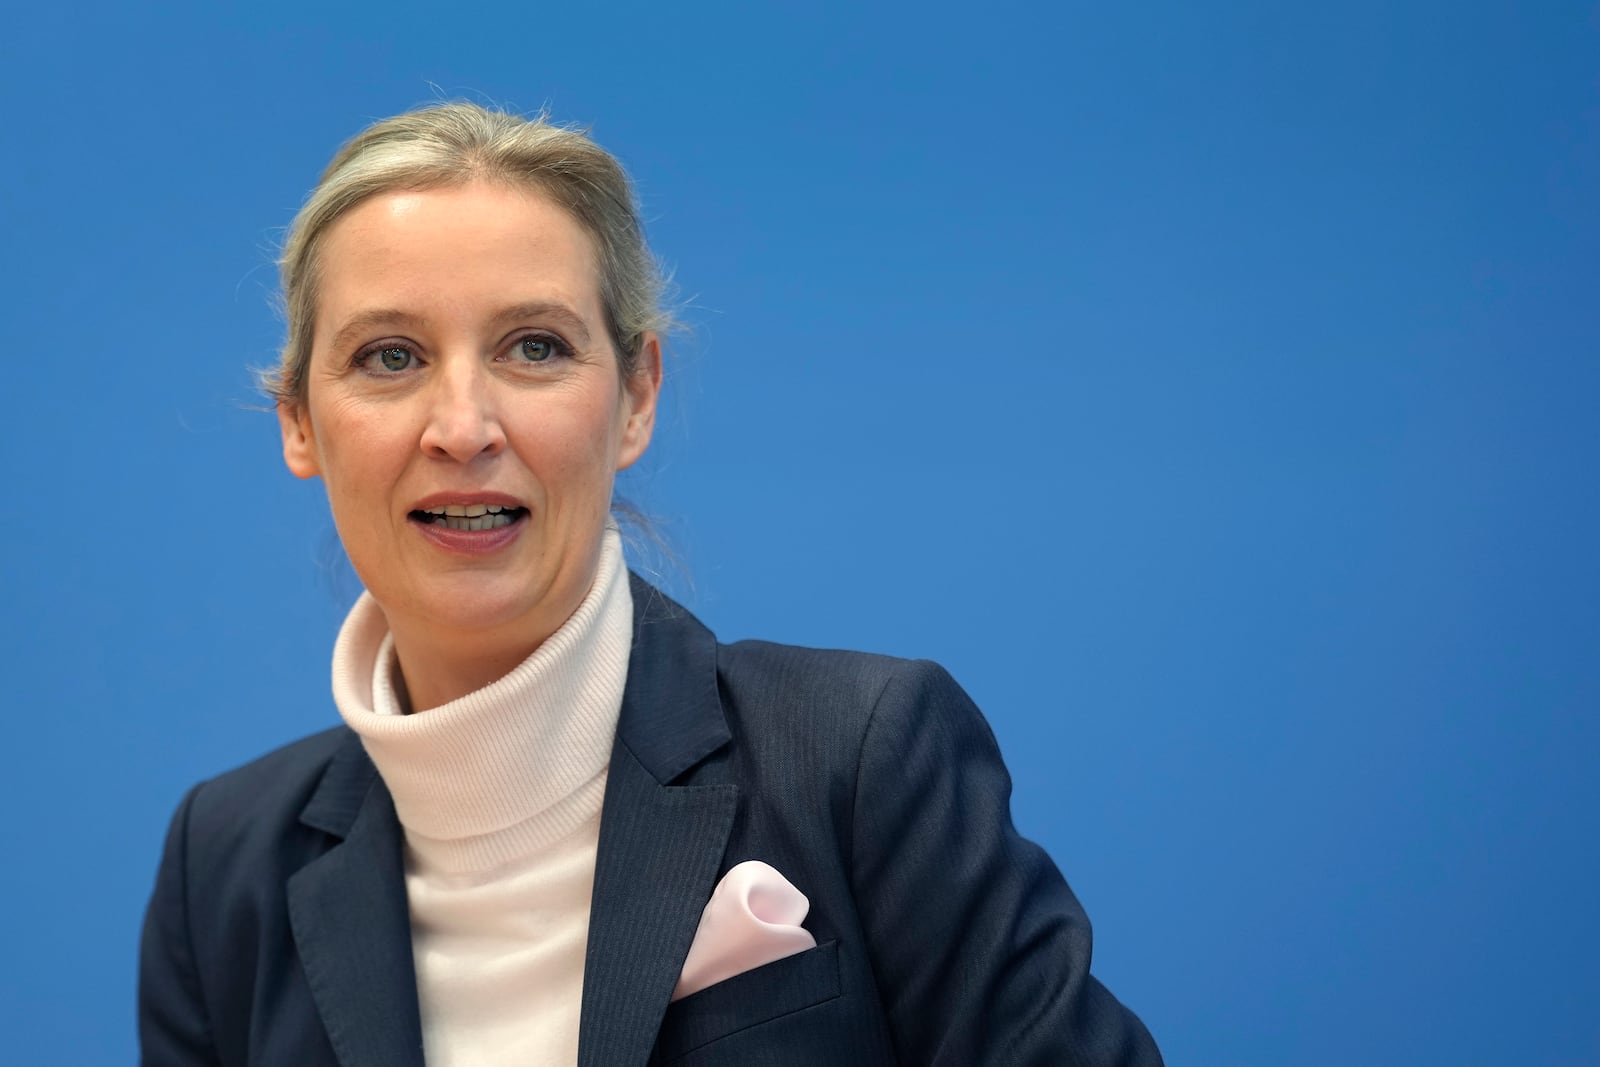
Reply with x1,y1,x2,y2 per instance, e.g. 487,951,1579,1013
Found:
327,301,595,354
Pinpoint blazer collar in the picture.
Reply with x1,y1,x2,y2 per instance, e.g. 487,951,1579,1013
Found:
288,745,424,1067
615,572,733,782
577,575,739,1066
290,573,736,1067
297,729,381,838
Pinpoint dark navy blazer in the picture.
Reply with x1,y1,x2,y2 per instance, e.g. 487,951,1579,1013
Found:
140,578,1163,1065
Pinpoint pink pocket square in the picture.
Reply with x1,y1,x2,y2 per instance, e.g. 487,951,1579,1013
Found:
671,860,817,1002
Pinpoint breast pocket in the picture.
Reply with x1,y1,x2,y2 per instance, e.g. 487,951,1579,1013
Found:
650,940,841,1063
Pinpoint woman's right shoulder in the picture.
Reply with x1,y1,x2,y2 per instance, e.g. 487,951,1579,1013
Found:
174,726,363,858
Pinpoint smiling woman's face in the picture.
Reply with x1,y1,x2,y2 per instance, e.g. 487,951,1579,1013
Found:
278,181,659,698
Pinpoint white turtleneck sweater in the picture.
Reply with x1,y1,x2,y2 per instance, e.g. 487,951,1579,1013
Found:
331,528,633,1067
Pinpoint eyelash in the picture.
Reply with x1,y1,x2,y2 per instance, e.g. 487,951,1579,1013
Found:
350,332,576,372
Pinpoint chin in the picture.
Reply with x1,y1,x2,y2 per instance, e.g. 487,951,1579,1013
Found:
436,587,548,635
439,570,580,634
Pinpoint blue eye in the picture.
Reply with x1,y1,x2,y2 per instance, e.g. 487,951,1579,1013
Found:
376,346,412,372
517,337,556,362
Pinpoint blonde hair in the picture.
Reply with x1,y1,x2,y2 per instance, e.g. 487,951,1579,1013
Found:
263,102,672,404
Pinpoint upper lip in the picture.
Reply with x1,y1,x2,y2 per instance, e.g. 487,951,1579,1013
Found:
409,491,527,513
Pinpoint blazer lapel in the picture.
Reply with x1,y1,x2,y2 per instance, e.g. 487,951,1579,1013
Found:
577,576,738,1067
287,734,426,1067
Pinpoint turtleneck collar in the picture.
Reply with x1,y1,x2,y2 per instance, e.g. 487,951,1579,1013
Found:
330,527,633,872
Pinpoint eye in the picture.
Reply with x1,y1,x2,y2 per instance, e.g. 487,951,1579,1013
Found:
516,336,557,363
373,345,413,372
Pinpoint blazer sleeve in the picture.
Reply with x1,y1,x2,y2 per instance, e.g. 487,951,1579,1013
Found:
848,661,1163,1066
139,783,222,1066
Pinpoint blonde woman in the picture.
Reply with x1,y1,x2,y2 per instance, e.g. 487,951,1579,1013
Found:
138,103,1162,1066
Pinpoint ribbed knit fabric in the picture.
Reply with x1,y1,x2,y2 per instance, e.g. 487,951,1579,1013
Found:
330,526,632,1067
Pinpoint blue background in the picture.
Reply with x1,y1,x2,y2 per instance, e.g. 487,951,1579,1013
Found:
4,2,1598,1063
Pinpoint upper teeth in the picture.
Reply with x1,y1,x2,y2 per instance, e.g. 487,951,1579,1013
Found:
423,504,507,517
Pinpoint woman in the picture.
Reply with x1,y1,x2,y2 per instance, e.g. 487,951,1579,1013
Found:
139,102,1163,1066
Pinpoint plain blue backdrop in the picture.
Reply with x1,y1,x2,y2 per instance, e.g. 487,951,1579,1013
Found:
3,2,1597,1063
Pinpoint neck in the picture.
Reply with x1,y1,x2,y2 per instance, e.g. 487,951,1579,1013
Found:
374,530,620,712
329,523,635,856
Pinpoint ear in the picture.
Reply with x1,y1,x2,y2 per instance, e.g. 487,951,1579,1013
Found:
616,333,662,471
277,400,322,480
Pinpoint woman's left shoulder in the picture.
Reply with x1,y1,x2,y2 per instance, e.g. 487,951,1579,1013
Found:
713,639,981,750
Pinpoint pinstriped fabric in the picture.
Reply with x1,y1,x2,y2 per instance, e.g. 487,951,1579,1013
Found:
578,743,738,1067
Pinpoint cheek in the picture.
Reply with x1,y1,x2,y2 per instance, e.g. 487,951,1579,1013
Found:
313,408,408,516
519,392,628,503
321,403,395,464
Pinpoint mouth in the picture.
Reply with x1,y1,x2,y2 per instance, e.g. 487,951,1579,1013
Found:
408,504,530,532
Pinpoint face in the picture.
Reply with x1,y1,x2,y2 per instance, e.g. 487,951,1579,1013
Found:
278,181,660,662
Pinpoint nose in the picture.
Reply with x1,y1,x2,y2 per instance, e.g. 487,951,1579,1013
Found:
418,356,507,463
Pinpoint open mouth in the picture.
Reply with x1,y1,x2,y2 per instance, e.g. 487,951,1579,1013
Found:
409,504,529,532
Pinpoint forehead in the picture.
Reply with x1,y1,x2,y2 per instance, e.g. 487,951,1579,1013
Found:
313,181,603,335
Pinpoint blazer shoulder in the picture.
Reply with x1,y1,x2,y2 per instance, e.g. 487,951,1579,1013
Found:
182,726,357,855
719,638,911,703
714,639,961,754
718,638,960,702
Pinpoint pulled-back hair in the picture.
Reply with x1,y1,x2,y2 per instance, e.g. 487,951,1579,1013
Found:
263,102,672,404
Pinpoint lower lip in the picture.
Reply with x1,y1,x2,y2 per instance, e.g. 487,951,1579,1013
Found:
409,512,528,556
